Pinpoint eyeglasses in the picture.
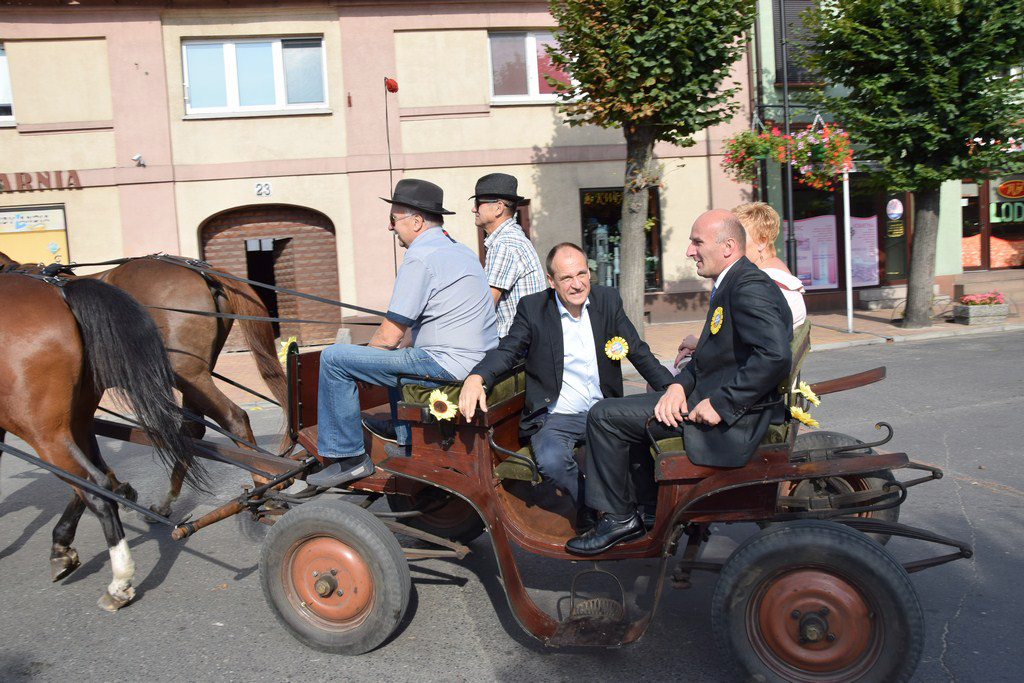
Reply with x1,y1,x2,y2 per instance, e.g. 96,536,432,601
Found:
473,198,504,209
389,214,415,227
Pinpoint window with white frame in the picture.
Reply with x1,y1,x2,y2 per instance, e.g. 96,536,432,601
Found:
0,44,14,123
182,37,326,115
489,32,570,103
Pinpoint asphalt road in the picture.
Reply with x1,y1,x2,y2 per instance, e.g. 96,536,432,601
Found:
0,331,1020,682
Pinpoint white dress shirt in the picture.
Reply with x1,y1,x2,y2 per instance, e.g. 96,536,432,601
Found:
551,296,603,415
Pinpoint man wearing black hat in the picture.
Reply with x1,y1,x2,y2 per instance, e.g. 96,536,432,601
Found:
309,178,498,488
471,173,545,337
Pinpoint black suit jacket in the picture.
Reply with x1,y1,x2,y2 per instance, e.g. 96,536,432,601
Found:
673,257,793,466
472,285,674,437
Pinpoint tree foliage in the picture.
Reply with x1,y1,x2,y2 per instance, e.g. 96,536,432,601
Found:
800,0,1024,327
801,0,1024,191
546,0,757,333
547,0,756,146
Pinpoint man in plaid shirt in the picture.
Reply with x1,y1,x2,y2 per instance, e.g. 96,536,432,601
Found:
472,173,546,336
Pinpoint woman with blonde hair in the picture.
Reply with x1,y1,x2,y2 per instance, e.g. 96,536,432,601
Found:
674,202,805,368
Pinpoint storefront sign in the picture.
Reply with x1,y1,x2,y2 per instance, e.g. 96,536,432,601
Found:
0,205,66,233
0,171,82,193
996,179,1024,199
0,205,69,264
989,174,1024,224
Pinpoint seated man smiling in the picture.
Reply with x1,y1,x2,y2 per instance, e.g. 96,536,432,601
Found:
459,243,673,530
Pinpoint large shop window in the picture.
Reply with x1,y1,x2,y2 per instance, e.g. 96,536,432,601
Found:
579,188,662,292
489,32,570,103
963,175,1024,269
0,44,14,124
788,175,884,290
182,37,326,115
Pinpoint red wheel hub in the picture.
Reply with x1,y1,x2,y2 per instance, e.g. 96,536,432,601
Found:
286,536,374,627
753,568,877,674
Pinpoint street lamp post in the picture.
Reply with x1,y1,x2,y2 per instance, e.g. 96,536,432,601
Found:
778,0,798,271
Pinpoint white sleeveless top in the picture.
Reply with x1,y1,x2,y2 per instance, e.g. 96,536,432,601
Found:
762,267,806,328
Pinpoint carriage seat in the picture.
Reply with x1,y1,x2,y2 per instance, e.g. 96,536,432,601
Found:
399,369,526,410
650,319,812,460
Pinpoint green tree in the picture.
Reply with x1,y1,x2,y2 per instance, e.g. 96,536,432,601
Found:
801,0,1024,327
547,0,757,335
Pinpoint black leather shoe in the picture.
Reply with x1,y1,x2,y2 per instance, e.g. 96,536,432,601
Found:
575,506,598,534
565,512,645,556
363,417,398,443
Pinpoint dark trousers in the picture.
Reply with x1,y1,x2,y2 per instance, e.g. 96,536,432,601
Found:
584,393,677,515
530,412,587,503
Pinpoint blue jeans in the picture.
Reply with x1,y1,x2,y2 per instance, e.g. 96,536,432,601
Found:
530,412,588,503
316,344,454,459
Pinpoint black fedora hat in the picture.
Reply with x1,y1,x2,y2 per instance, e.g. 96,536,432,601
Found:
381,178,455,215
470,173,525,204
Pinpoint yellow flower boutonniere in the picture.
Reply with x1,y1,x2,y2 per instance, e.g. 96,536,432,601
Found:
790,405,819,427
793,381,821,407
604,336,629,360
710,307,724,334
428,389,458,421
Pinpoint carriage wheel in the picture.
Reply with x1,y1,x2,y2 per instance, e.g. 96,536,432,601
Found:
386,484,485,544
712,520,923,683
260,499,410,654
782,431,900,544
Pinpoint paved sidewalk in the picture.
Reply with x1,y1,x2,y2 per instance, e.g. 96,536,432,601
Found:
209,306,1023,406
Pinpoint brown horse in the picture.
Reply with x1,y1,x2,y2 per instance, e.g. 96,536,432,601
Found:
0,272,206,610
0,253,289,516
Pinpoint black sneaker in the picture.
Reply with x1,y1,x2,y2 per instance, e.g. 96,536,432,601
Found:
306,454,374,488
383,442,411,459
362,417,398,443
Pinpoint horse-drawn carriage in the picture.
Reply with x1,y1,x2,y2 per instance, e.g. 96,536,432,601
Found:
0,256,971,683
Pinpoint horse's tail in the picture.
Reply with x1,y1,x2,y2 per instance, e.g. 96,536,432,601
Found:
61,278,210,490
208,274,289,409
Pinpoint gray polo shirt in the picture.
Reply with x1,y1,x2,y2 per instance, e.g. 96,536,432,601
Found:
386,227,498,377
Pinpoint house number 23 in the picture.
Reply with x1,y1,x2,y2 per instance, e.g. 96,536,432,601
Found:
255,182,272,197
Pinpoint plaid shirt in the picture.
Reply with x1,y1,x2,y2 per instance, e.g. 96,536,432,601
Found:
484,217,546,336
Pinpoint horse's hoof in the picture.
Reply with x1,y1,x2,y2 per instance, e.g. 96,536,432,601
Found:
145,503,172,524
50,549,81,582
113,482,138,504
97,587,135,612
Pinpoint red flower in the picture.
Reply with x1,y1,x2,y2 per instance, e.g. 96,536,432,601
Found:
384,78,399,93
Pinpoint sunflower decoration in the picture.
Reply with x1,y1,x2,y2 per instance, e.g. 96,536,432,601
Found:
428,389,458,421
604,336,629,361
277,336,298,365
710,307,724,335
790,405,819,427
793,381,821,407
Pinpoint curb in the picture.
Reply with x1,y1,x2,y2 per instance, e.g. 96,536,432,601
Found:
811,321,1024,351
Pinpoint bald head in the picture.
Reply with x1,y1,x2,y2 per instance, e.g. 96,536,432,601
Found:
687,209,747,279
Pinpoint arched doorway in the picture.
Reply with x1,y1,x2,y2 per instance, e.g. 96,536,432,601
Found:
200,204,341,347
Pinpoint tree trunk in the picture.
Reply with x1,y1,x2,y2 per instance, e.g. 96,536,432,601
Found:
620,123,658,340
902,187,941,328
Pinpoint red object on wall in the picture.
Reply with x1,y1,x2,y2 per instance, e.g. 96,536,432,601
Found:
384,78,399,93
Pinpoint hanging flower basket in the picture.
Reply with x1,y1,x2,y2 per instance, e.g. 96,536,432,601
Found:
722,124,855,192
721,129,789,183
789,125,854,191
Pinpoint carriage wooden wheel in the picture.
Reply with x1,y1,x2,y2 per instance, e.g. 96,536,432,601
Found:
260,499,410,654
711,520,924,683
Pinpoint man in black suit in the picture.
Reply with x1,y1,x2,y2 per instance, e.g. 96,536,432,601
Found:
460,243,674,524
566,209,793,555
